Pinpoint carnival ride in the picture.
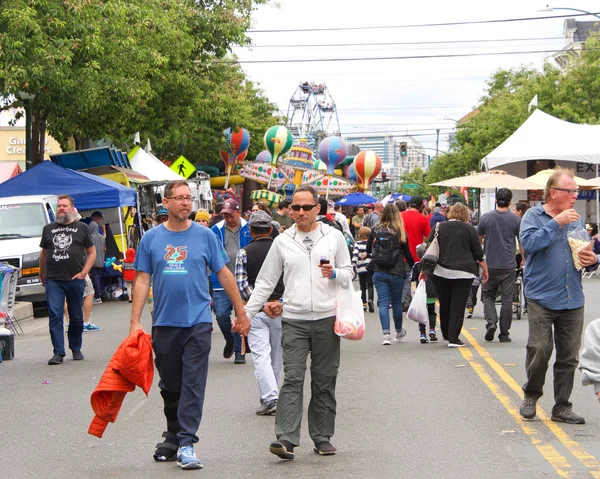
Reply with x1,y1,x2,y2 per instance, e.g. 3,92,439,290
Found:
286,82,341,151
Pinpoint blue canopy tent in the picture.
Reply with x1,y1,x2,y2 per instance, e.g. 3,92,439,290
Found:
0,161,136,251
0,161,135,208
335,192,377,207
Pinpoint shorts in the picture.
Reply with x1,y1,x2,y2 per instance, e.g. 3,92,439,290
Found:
84,275,94,297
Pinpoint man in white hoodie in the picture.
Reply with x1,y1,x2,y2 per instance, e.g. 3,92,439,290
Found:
242,185,353,461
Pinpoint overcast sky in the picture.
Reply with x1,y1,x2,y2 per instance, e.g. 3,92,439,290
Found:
234,0,600,155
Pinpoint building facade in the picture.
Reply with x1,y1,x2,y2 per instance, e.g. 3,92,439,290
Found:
0,108,62,169
343,134,429,179
553,18,600,68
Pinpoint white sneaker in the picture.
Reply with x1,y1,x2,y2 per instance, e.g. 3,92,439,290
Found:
382,333,392,345
395,329,407,342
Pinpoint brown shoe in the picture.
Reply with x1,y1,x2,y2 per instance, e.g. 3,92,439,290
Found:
270,440,294,460
314,442,336,456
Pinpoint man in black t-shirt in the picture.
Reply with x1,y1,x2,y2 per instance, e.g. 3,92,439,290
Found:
40,194,96,365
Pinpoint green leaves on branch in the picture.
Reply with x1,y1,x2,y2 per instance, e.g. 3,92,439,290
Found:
0,0,274,163
426,32,600,184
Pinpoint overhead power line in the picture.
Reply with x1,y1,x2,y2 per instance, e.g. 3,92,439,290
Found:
248,36,564,48
227,48,596,64
248,12,598,33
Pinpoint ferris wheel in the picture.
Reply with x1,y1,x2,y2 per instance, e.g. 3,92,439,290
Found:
286,82,341,151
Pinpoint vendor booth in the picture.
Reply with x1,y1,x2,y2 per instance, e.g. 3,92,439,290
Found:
0,162,22,184
480,109,600,222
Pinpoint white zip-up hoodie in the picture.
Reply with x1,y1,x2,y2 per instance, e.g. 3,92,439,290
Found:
245,222,353,321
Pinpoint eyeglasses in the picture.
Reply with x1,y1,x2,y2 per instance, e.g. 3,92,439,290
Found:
290,204,318,212
166,195,193,202
552,187,580,196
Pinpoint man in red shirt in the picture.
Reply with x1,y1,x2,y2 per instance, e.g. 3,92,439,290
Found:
401,196,431,308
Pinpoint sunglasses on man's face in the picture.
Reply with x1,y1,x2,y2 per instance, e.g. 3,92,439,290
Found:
290,204,318,212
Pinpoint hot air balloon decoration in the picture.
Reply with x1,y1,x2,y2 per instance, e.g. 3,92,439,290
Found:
318,136,348,198
318,137,348,176
353,150,382,191
255,150,272,163
264,125,293,187
223,127,250,188
347,163,358,182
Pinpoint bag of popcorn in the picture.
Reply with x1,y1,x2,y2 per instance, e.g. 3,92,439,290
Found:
568,226,592,270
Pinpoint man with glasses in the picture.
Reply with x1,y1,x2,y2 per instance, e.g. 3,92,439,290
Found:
210,198,253,364
519,169,599,425
240,185,353,461
130,180,250,469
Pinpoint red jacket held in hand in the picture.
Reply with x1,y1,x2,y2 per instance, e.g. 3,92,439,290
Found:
88,329,153,438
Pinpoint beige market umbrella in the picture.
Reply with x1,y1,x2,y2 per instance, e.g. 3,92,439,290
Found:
525,168,589,188
579,177,600,189
430,170,540,190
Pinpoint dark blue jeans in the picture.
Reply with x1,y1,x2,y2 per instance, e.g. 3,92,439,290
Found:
212,290,242,354
46,279,85,356
372,271,405,333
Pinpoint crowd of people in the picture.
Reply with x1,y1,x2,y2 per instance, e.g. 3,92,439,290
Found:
36,168,600,469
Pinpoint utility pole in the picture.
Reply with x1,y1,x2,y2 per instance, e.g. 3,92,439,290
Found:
435,128,440,161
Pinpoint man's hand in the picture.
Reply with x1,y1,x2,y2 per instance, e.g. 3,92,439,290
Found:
418,272,428,282
578,241,598,267
554,208,580,226
129,322,145,335
263,301,282,318
72,271,87,280
319,263,334,278
232,311,251,336
40,276,46,287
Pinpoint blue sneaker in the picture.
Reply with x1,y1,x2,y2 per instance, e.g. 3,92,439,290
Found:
177,446,203,469
83,322,101,332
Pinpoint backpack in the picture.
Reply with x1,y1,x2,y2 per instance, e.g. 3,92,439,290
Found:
363,212,378,228
372,227,401,269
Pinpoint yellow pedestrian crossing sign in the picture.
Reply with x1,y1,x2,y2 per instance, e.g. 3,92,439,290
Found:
170,156,196,178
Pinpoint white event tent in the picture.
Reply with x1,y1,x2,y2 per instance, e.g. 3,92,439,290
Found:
129,146,184,181
482,109,600,170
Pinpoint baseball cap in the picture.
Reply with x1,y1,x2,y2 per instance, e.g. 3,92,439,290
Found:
249,210,272,228
410,195,424,208
221,199,240,214
156,207,168,217
496,188,512,204
73,208,82,221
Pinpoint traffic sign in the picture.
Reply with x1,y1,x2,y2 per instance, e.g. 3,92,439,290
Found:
170,155,196,178
404,183,419,189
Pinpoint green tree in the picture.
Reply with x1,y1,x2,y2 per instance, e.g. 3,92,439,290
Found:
427,31,600,185
0,0,272,165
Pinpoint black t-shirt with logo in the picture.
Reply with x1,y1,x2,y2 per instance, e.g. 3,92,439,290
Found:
40,221,94,281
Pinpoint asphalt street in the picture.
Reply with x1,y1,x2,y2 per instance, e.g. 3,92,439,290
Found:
4,279,600,478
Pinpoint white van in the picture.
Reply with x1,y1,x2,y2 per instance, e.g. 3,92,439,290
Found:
0,195,57,304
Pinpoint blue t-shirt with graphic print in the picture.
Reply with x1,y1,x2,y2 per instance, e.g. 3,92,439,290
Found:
134,222,228,327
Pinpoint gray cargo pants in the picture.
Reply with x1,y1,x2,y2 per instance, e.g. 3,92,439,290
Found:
275,316,340,446
522,300,584,407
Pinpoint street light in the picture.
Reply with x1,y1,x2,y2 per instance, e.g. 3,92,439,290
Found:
537,5,600,20
17,91,35,170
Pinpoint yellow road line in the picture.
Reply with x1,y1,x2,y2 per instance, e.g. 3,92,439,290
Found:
462,329,600,475
458,346,572,477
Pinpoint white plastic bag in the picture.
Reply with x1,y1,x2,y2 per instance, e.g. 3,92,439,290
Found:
407,280,428,325
334,283,365,340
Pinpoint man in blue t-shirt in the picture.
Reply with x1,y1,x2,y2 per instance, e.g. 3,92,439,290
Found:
130,181,250,470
